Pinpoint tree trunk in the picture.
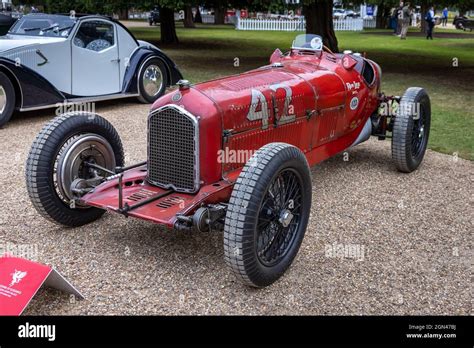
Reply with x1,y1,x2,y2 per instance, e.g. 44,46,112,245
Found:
304,0,338,53
118,8,128,20
376,1,388,29
214,6,226,25
160,7,179,44
184,5,195,28
194,6,202,23
420,1,428,33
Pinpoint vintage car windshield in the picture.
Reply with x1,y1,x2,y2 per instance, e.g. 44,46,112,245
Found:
9,15,77,37
291,34,323,51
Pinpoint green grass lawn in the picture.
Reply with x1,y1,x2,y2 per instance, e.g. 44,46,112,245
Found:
130,24,474,160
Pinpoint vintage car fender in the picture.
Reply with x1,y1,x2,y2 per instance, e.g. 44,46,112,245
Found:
0,57,65,109
122,44,183,95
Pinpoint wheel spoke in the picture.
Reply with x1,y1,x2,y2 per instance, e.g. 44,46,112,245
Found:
256,168,303,266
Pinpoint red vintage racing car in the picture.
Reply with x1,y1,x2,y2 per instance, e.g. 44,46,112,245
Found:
25,34,431,288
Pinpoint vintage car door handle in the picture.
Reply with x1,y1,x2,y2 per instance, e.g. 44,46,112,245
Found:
306,109,318,120
111,58,121,63
36,50,48,66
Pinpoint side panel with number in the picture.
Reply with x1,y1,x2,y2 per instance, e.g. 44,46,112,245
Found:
221,76,316,174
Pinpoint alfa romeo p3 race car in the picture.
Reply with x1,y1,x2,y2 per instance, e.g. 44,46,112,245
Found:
25,34,431,288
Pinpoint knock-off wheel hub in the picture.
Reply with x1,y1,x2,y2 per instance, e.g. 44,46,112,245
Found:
279,209,294,228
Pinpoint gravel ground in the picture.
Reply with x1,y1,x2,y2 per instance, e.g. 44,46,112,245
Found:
0,101,472,315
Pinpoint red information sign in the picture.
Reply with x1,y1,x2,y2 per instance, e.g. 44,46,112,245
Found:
0,256,83,315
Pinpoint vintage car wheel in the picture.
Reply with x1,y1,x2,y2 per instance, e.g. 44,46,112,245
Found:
0,71,16,128
137,58,168,104
223,143,312,287
392,87,431,173
25,113,124,227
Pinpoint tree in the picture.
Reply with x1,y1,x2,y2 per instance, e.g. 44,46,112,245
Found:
206,0,229,24
194,6,203,23
160,5,179,43
184,4,196,28
303,0,339,52
456,0,474,13
106,0,133,19
152,0,185,44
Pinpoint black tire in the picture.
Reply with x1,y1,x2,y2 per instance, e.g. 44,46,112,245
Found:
392,87,431,173
223,143,312,288
0,71,16,128
137,58,168,104
25,113,124,227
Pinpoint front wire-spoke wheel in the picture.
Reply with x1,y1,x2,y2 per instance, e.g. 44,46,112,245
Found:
224,143,312,288
256,169,303,267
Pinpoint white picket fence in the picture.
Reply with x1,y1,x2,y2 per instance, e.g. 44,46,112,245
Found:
236,18,376,31
201,14,214,23
333,18,364,31
363,18,377,28
126,12,376,30
200,14,237,24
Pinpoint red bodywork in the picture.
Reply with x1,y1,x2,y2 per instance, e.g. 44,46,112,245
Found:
82,48,381,228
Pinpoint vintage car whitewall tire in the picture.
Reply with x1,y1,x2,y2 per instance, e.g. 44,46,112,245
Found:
223,143,312,287
25,113,124,227
0,71,16,128
137,58,168,104
392,87,431,173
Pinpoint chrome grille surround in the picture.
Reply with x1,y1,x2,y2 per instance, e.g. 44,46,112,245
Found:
147,105,200,193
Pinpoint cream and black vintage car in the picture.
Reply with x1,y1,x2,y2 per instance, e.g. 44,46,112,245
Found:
0,13,182,126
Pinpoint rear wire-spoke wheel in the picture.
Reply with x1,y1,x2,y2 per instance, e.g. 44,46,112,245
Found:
25,113,124,227
392,87,431,173
224,143,312,288
137,58,168,104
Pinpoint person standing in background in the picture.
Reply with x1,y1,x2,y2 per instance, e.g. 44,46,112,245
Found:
425,6,435,40
391,7,399,34
400,2,412,39
442,7,448,26
396,2,404,36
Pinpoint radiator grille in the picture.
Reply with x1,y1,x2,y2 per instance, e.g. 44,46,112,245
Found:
147,105,199,193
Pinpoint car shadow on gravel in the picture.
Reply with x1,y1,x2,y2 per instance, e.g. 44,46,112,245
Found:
314,143,394,173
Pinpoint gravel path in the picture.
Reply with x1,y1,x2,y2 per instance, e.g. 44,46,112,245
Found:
0,101,471,315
